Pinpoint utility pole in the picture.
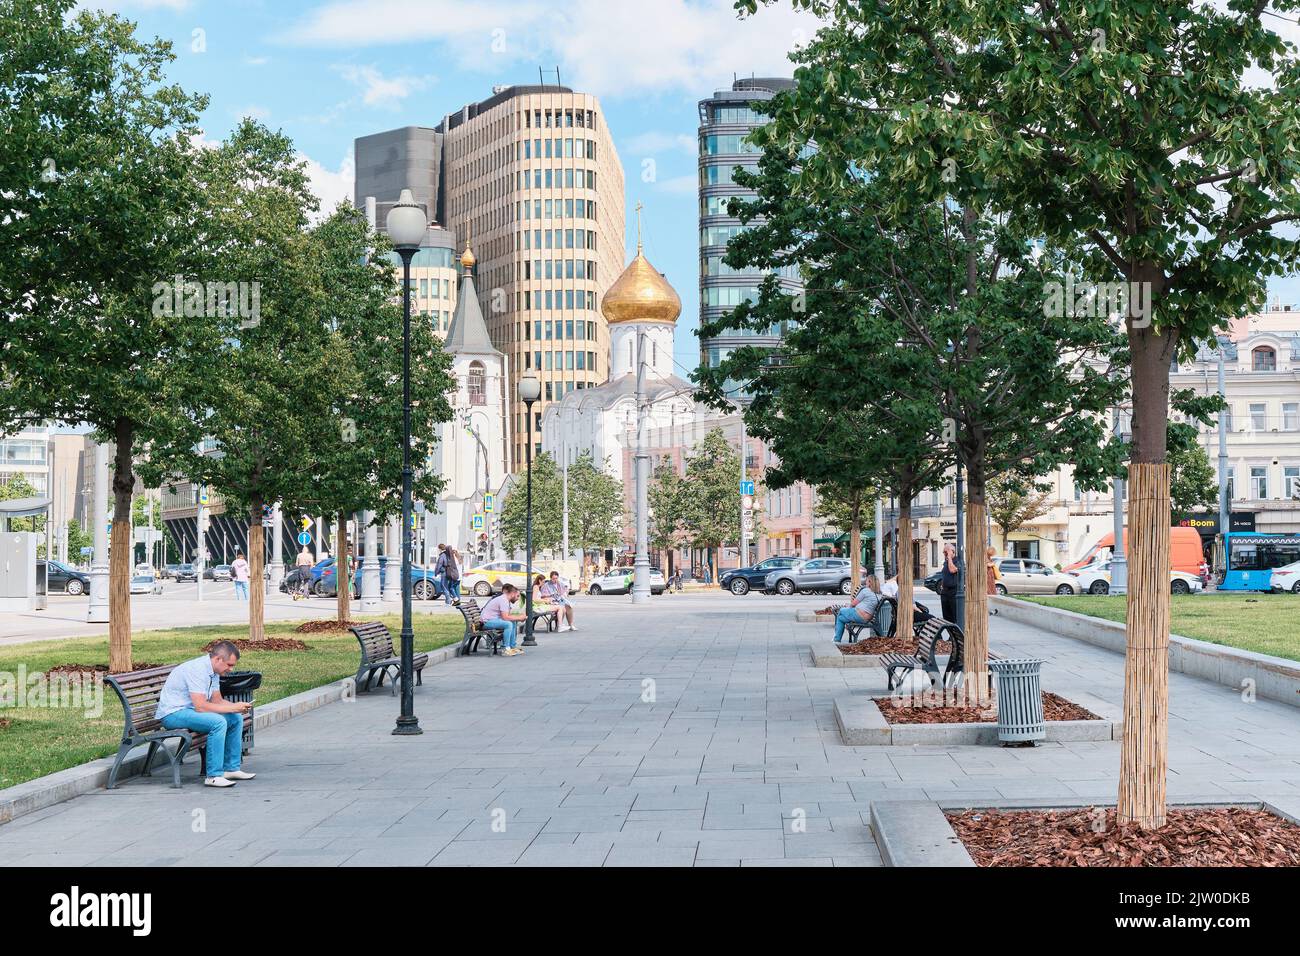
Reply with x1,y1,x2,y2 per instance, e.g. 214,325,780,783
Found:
632,329,651,604
87,442,109,623
196,486,207,602
873,497,885,582
739,413,749,569
1111,403,1129,595
1217,335,1230,543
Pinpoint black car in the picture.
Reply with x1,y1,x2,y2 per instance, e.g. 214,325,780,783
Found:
923,571,942,593
720,556,801,596
174,563,198,582
38,560,92,596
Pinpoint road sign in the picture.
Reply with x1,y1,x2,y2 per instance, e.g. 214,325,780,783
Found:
741,495,754,510
409,513,417,530
471,514,485,531
297,531,312,546
80,546,94,556
484,493,495,514
299,515,312,532
198,486,209,506
739,480,755,497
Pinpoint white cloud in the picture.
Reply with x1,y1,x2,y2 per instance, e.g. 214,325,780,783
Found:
655,174,698,195
622,131,695,156
334,63,436,109
234,105,270,122
301,148,356,222
244,55,271,66
285,0,822,100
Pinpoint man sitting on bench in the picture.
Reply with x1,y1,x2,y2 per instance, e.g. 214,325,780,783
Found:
833,574,882,643
156,641,256,788
483,583,528,656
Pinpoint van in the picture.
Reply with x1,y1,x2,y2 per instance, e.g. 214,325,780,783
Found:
1065,527,1204,576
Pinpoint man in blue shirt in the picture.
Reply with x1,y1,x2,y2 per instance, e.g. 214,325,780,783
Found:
156,641,255,788
833,575,883,643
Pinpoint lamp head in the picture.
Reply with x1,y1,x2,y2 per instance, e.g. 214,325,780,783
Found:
386,189,427,250
518,374,541,404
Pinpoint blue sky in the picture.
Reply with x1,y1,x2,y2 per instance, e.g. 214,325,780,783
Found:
89,0,1300,378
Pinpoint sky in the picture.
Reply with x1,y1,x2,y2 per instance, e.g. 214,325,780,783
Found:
84,0,1300,380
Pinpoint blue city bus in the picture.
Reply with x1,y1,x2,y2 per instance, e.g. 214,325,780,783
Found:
1212,532,1300,592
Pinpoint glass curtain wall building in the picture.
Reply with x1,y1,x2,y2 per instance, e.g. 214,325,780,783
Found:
697,77,803,392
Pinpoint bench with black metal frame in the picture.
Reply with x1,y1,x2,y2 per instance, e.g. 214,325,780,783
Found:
455,599,495,655
348,621,429,693
943,624,1002,689
526,605,560,641
881,618,957,691
843,597,896,643
104,665,253,789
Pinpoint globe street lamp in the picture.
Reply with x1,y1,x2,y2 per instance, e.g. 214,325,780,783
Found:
386,188,426,737
519,374,542,645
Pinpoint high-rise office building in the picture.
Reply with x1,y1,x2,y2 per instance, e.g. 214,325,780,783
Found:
356,83,625,471
697,77,802,384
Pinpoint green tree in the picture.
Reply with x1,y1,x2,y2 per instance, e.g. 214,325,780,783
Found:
566,452,624,581
65,519,93,561
986,475,1056,544
648,456,685,574
740,0,1300,828
678,428,752,582
499,453,563,554
813,482,875,589
0,1,209,670
1169,442,1219,515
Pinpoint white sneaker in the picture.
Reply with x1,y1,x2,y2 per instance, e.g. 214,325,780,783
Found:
558,624,571,633
223,770,256,780
204,776,236,788
568,624,578,632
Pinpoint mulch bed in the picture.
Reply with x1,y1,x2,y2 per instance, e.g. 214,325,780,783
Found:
839,637,952,655
44,663,167,680
203,637,310,651
294,619,365,634
874,691,1100,724
949,806,1300,866
0,717,11,730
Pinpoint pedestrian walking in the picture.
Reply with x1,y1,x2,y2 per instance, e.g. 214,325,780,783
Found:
231,551,250,600
432,544,448,601
443,547,462,604
986,547,1001,596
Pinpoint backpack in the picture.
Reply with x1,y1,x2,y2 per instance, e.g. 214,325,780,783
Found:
445,551,460,581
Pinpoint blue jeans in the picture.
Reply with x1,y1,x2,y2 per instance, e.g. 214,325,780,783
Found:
444,578,460,604
482,618,515,649
160,709,243,775
834,606,867,643
233,581,248,599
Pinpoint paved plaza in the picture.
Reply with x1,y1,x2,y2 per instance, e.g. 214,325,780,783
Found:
2,591,1299,866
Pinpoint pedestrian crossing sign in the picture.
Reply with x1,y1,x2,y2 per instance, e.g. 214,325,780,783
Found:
471,514,484,531
484,493,494,514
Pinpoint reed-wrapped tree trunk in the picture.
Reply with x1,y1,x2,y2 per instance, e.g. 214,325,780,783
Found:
963,471,991,705
849,512,862,592
896,501,914,641
108,419,135,673
247,498,265,641
336,512,350,623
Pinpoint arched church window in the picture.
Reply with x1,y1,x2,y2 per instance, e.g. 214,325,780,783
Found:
468,361,486,405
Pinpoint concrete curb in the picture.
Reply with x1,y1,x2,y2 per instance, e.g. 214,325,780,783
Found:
875,796,1300,866
0,640,464,827
808,642,882,668
794,610,835,623
992,596,1300,709
833,692,1121,746
870,802,976,867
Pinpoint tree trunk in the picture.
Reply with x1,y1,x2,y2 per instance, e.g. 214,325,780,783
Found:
710,547,718,585
963,466,990,705
247,496,265,641
108,418,134,673
896,500,914,641
1118,307,1177,829
336,511,350,623
849,510,861,592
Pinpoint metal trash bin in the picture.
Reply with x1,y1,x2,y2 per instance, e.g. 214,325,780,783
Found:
873,599,894,638
219,670,262,753
988,658,1045,745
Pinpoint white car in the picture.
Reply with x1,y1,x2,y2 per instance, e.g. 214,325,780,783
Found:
1270,561,1300,594
1070,561,1203,595
587,568,665,595
129,574,164,595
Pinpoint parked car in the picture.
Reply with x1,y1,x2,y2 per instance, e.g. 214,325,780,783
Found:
129,574,164,595
161,563,180,580
763,557,853,596
993,558,1079,595
461,559,550,597
134,562,155,575
1069,561,1203,595
37,559,92,596
174,564,198,583
209,565,233,582
587,567,665,595
721,556,800,596
1269,560,1300,594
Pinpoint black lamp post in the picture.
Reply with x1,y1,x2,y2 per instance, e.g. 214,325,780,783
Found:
386,189,426,736
519,374,541,645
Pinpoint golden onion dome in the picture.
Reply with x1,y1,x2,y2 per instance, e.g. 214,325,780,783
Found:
600,245,681,325
460,242,476,270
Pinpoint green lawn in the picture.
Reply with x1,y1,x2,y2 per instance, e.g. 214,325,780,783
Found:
0,614,461,790
1022,594,1300,662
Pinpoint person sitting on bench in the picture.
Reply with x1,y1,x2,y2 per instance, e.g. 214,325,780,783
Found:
833,574,882,643
483,583,528,656
541,571,577,632
156,641,256,788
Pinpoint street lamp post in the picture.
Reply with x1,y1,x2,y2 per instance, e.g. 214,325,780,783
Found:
632,331,651,604
386,188,426,737
519,375,541,644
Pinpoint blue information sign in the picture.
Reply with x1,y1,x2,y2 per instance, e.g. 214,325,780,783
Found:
739,480,755,496
297,531,312,546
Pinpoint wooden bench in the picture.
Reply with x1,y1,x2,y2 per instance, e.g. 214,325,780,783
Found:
455,599,495,655
348,622,429,693
881,618,955,691
104,665,253,789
